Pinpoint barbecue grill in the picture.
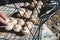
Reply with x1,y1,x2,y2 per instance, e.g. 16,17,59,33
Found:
0,0,60,40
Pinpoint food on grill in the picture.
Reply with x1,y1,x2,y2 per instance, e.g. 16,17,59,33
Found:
31,17,40,24
13,24,22,32
25,21,34,30
17,18,25,26
5,18,17,30
17,8,25,17
10,20,17,25
0,0,43,35
24,2,30,7
36,1,43,9
30,9,40,24
5,23,14,30
23,9,32,18
21,26,30,35
30,2,35,7
33,0,37,4
16,13,21,18
38,1,43,6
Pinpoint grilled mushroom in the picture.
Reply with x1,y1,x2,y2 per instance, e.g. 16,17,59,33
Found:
31,17,40,24
21,26,30,35
23,10,32,18
5,17,18,30
33,0,37,4
8,17,17,25
26,21,34,30
13,24,22,32
36,1,43,9
38,1,43,6
30,2,35,7
17,19,25,26
30,8,41,24
19,8,25,16
5,23,14,30
24,2,30,7
17,8,25,17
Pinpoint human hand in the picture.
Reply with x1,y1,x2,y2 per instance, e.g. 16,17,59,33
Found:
0,11,7,24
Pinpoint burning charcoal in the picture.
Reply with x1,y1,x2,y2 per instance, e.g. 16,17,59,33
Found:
21,26,30,35
23,9,32,18
26,21,34,30
13,24,22,32
24,2,30,7
5,23,14,30
17,18,25,26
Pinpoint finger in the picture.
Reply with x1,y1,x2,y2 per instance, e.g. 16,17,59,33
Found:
0,11,7,20
0,17,7,24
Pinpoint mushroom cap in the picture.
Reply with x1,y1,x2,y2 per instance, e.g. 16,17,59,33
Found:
24,2,30,6
13,24,22,32
17,19,25,26
26,21,34,30
5,23,14,30
19,8,25,16
21,26,30,35
23,10,32,18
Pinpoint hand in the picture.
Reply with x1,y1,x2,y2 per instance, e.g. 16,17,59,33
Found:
0,11,7,24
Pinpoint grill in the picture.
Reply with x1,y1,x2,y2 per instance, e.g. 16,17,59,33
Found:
0,0,60,40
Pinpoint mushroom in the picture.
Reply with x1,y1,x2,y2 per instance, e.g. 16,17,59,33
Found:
30,9,38,20
13,24,22,32
26,21,34,30
21,26,30,35
10,19,17,25
36,1,43,9
31,17,40,24
8,17,17,25
16,13,21,18
23,10,32,18
24,2,30,7
17,19,25,26
5,23,14,30
19,8,25,16
33,0,37,4
30,2,35,7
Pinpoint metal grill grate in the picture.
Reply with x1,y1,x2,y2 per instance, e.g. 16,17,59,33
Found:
0,3,40,40
0,0,59,40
